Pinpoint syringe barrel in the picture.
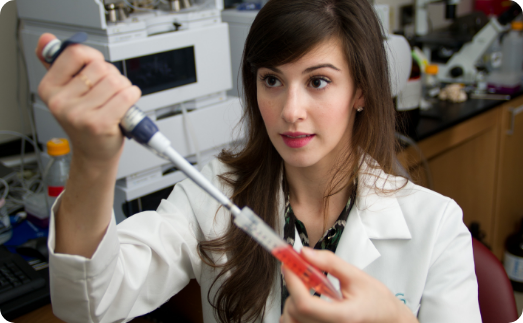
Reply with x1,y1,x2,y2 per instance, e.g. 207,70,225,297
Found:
234,207,342,300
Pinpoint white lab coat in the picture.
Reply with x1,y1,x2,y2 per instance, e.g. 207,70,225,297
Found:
47,158,481,323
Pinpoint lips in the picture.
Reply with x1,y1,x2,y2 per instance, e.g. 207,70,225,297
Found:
280,132,315,148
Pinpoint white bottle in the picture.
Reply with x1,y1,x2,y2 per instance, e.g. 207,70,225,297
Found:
0,197,12,244
501,22,523,76
484,36,503,73
488,22,523,94
43,138,71,208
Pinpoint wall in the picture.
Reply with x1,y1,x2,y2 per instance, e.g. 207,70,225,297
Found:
0,0,31,145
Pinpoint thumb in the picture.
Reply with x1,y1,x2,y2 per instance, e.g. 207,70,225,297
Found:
35,33,57,70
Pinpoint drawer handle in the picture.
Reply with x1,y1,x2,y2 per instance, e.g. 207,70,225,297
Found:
507,105,523,135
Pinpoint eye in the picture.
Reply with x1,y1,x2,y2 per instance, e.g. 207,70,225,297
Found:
264,75,282,87
309,77,330,89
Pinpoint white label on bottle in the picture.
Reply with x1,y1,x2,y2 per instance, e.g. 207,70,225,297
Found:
504,252,523,282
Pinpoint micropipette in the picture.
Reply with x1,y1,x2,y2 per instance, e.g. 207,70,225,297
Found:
42,32,343,301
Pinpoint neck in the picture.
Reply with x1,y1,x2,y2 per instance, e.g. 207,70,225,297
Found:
284,159,353,221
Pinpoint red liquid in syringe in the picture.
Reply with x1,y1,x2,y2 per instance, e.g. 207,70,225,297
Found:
272,245,342,300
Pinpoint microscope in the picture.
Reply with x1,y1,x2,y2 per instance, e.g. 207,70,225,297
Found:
437,3,522,84
415,0,522,84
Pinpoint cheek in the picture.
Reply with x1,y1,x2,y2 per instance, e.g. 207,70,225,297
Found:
257,91,279,130
318,96,353,132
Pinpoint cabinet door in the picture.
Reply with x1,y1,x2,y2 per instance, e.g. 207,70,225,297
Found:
492,97,523,259
398,108,501,246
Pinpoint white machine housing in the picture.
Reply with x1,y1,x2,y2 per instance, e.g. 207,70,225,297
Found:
21,21,233,112
16,0,224,31
17,0,246,222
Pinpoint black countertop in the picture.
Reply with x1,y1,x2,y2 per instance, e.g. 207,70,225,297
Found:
415,91,523,141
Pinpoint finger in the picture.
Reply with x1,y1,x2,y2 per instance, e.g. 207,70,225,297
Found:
81,69,132,108
63,60,123,100
283,266,340,323
91,85,142,129
300,247,358,287
35,33,56,70
60,86,135,145
45,42,106,87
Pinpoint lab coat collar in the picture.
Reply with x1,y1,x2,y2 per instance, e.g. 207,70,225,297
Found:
334,157,412,271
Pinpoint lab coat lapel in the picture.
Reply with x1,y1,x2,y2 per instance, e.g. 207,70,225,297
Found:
334,161,412,271
334,206,381,271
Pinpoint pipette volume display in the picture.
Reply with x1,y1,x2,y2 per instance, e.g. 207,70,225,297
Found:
42,32,343,302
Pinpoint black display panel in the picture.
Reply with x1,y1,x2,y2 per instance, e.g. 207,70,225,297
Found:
112,60,124,75
112,46,197,96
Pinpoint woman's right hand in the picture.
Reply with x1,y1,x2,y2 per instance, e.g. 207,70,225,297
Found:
35,33,142,257
36,33,141,169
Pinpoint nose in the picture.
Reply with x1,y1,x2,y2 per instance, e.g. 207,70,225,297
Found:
281,86,307,124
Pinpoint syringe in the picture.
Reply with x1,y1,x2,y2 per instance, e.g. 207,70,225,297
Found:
42,32,343,301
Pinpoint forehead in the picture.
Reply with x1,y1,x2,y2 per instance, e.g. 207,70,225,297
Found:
273,37,347,71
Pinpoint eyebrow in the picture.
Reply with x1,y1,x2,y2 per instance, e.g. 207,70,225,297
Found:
303,64,341,74
264,64,341,75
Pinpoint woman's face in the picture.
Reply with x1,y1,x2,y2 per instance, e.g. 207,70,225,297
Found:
257,38,364,171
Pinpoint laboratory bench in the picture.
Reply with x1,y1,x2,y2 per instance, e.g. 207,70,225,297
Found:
398,90,523,260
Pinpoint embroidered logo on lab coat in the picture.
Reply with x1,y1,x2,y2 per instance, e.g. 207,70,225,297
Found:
395,293,406,304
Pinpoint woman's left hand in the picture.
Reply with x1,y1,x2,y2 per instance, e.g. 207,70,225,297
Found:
280,248,418,323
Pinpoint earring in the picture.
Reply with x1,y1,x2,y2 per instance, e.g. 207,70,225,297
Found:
357,107,363,112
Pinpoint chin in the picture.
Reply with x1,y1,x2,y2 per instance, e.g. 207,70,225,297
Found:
279,151,322,169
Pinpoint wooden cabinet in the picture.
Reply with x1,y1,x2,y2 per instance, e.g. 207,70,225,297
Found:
492,97,523,258
398,95,523,259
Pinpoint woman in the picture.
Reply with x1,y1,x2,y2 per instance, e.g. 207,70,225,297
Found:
36,0,481,322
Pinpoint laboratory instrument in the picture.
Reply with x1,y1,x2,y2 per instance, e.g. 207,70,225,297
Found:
437,3,522,84
17,0,242,221
42,33,343,301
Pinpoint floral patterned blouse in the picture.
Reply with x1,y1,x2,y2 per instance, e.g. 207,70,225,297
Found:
281,184,357,311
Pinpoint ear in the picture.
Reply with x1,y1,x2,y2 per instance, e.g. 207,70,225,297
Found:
353,88,365,111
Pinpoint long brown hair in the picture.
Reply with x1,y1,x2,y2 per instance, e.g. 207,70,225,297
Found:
198,0,396,321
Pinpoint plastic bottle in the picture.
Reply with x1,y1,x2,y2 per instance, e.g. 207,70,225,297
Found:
487,22,523,94
501,22,523,75
420,64,440,109
504,218,523,292
396,54,421,139
0,197,12,244
484,36,503,73
43,138,71,208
